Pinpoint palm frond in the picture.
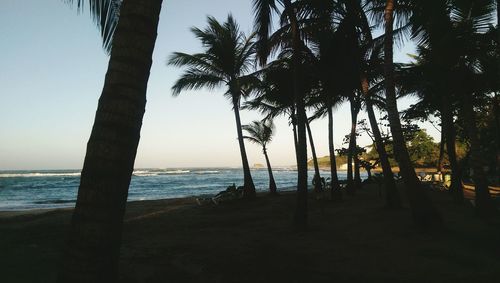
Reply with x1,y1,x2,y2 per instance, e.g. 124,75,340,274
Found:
171,70,224,96
252,0,281,65
65,0,121,53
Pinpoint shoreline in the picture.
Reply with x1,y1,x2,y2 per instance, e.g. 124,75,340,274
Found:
0,189,298,218
2,180,499,216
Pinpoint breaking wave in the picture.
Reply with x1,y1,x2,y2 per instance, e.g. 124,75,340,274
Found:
0,172,81,178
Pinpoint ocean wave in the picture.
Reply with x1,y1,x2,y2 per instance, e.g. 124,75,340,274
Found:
133,170,191,176
194,170,220,174
132,170,159,177
164,170,190,174
133,173,159,177
33,199,76,204
0,172,81,178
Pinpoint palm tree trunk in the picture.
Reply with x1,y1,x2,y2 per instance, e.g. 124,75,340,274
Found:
291,109,299,164
284,0,308,229
441,97,464,203
360,75,400,208
328,105,342,201
461,94,495,217
384,0,441,228
494,92,500,185
294,103,308,229
306,118,322,193
263,147,278,195
347,136,354,194
437,129,445,172
346,94,358,195
232,97,256,199
354,131,361,188
58,0,163,281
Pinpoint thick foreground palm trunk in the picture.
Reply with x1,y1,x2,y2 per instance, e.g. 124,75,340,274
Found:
361,75,400,208
328,106,342,201
306,119,322,193
263,147,278,195
232,98,256,199
384,0,441,228
58,0,163,282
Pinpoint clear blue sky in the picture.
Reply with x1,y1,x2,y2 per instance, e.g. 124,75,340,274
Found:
0,0,438,170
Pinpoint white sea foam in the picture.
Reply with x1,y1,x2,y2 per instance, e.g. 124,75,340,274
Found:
132,170,160,177
133,172,159,177
0,172,81,178
195,170,220,174
164,170,190,174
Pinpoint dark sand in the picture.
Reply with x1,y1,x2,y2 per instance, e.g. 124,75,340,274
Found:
1,184,499,282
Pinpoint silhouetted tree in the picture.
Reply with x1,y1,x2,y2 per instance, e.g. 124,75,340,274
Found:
59,0,164,281
380,0,442,228
253,0,310,229
243,120,278,195
168,15,258,198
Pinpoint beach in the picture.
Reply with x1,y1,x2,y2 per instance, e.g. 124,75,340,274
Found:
1,184,499,282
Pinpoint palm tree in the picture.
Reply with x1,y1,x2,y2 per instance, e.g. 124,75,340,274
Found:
408,0,497,213
348,0,400,206
253,0,310,229
398,47,465,204
59,0,164,281
381,0,442,228
407,0,465,203
168,15,257,199
343,0,401,207
305,0,346,201
243,120,279,195
448,0,497,216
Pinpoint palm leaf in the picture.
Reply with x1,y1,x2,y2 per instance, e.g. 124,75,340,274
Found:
65,0,121,53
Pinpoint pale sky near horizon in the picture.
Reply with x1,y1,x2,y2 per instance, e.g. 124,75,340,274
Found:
0,0,439,170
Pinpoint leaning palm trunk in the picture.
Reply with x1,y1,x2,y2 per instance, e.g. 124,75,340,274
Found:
461,94,495,217
306,119,322,193
263,147,278,195
384,0,441,228
232,97,256,198
283,0,308,229
361,75,400,208
328,105,342,200
441,97,464,203
58,0,163,281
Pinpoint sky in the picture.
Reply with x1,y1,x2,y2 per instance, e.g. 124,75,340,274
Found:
0,0,439,170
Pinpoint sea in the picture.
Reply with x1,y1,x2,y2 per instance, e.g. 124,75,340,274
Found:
0,168,364,211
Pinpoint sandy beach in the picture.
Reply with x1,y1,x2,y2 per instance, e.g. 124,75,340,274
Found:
1,184,499,282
